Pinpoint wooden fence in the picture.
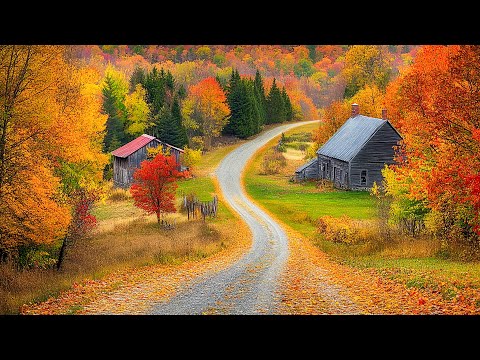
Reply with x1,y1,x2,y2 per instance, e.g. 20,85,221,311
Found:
182,194,218,221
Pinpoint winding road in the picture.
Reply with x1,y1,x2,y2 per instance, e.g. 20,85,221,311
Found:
151,121,319,315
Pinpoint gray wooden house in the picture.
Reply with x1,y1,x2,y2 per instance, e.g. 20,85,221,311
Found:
295,104,402,190
111,134,185,188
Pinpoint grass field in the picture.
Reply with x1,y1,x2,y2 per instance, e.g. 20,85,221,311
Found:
244,122,480,296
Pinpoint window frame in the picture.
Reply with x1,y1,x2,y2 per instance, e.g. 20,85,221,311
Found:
360,169,367,186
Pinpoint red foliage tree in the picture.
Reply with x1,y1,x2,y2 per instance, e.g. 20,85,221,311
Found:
130,153,187,223
384,45,480,244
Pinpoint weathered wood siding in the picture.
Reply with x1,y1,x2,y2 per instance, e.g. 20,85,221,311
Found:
349,122,401,190
113,139,184,188
113,157,129,188
295,158,319,181
317,155,349,188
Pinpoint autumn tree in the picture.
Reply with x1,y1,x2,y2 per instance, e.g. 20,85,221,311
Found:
309,100,351,158
124,84,151,138
0,45,107,261
351,84,385,118
384,45,480,254
187,77,230,150
130,153,187,223
342,45,392,98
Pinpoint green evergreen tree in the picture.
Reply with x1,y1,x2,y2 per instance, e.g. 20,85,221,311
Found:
170,96,188,148
253,69,267,126
129,66,146,92
246,79,261,135
102,74,126,151
281,87,293,121
224,69,243,136
141,67,188,147
266,78,286,124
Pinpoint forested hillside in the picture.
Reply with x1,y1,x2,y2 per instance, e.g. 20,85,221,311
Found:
73,45,418,152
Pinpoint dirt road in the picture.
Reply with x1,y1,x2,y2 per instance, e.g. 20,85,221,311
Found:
151,121,319,314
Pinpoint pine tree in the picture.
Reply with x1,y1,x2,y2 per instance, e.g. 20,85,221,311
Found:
141,67,188,147
102,74,126,151
281,87,293,121
129,66,146,92
246,79,261,135
224,69,243,136
266,78,286,124
171,96,188,148
253,69,267,126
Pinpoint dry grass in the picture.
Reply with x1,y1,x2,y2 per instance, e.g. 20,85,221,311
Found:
379,236,442,259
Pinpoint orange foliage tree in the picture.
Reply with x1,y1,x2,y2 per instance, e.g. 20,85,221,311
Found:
0,45,107,261
186,77,230,150
384,45,480,251
130,153,187,223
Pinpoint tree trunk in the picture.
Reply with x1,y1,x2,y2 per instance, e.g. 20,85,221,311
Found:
56,236,68,271
156,211,160,224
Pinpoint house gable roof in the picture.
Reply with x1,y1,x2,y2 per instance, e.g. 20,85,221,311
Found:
295,157,317,173
316,115,397,162
111,134,185,158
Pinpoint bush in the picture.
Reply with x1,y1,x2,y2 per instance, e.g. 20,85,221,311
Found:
277,143,287,152
183,147,202,170
316,215,378,245
260,151,286,175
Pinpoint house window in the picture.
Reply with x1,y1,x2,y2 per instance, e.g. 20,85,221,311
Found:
360,170,367,186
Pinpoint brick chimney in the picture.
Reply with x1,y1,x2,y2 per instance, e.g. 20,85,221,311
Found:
381,108,387,120
352,103,359,117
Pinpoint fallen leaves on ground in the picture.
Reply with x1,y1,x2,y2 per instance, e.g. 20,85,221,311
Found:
279,225,480,315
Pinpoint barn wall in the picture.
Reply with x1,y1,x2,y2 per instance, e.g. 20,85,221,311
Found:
317,155,349,188
350,122,401,190
295,158,319,181
113,157,129,188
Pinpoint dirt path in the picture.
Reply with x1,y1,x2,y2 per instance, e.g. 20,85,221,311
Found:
150,121,320,314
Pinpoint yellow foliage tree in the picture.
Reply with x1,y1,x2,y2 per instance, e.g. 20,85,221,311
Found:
0,45,107,258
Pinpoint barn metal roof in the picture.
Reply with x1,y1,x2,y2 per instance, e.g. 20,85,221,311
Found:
111,134,185,158
111,134,155,158
316,115,387,162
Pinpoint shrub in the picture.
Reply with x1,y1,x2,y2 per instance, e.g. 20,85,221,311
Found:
277,143,287,152
260,151,286,175
316,215,378,245
183,147,202,170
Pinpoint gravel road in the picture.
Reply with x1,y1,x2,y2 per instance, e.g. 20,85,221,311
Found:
150,121,319,315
